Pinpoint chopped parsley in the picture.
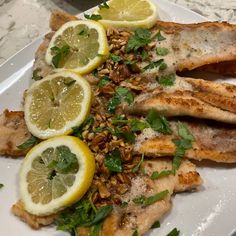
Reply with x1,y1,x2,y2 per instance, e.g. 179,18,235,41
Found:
126,28,151,53
143,59,164,70
84,14,102,21
159,62,168,70
167,228,180,236
108,87,134,113
105,148,123,172
98,2,109,9
51,44,70,68
32,68,43,81
78,29,89,37
141,49,149,61
132,154,144,173
120,201,128,208
172,122,194,173
129,119,149,132
90,222,102,236
157,74,176,86
155,30,166,41
133,190,169,206
57,199,112,235
124,60,138,65
146,109,172,134
109,53,123,63
72,115,95,139
132,230,138,236
17,135,40,150
151,170,172,180
98,76,110,87
156,47,169,56
0,183,4,189
47,146,78,174
110,127,135,144
151,221,160,229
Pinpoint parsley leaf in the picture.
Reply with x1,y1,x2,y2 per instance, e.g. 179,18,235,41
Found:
78,29,89,37
132,230,138,236
132,154,144,173
141,49,149,60
126,28,151,53
172,122,194,173
72,115,95,139
51,44,70,68
143,59,164,70
108,87,134,113
124,60,138,65
155,30,166,41
98,76,110,87
47,146,78,174
151,221,160,229
133,190,169,206
146,109,172,134
120,201,128,208
151,170,172,180
98,2,109,9
159,62,168,70
105,149,123,172
167,228,180,236
129,119,149,132
0,183,4,189
111,127,135,144
109,53,122,63
157,74,176,86
156,47,169,56
84,14,102,20
90,222,102,236
89,205,113,226
17,136,39,150
32,68,43,81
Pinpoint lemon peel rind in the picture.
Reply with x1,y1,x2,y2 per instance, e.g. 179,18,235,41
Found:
20,136,95,216
24,71,92,139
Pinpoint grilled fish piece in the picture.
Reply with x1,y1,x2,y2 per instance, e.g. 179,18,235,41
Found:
134,120,236,163
127,76,236,124
76,159,202,236
0,110,31,157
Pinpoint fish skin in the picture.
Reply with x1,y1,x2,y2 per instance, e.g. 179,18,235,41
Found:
128,76,236,124
0,110,31,157
134,121,236,163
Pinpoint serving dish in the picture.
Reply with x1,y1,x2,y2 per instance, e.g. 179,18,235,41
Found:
0,0,236,235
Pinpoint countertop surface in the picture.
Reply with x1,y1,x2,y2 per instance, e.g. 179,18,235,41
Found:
0,0,236,65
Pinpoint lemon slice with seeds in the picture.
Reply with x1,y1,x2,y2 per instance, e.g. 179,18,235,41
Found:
24,71,92,139
20,136,95,215
95,0,158,29
45,20,109,74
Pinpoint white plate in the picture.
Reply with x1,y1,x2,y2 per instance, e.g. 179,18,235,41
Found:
0,1,235,236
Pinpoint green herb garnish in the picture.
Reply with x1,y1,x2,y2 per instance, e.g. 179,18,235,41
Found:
120,201,128,208
129,119,149,132
89,205,113,226
105,148,123,172
32,68,43,81
0,183,4,189
167,228,180,236
151,170,172,180
141,49,149,61
98,2,109,9
132,230,138,236
78,29,89,37
98,76,110,87
132,154,144,173
17,136,39,150
108,87,134,113
159,62,168,70
111,127,135,144
156,30,166,41
126,28,151,53
133,190,169,206
51,44,70,68
157,74,176,86
146,109,172,134
84,14,102,21
109,53,122,63
156,47,169,56
124,60,138,65
143,59,164,70
90,222,102,236
151,221,160,229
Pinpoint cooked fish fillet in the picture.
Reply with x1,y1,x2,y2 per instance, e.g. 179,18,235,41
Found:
127,76,236,124
134,121,236,163
11,201,57,229
77,159,202,236
0,110,31,157
154,21,236,72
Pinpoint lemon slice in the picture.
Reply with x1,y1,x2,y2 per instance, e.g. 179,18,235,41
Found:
20,136,95,216
94,0,158,29
24,71,92,139
45,20,109,74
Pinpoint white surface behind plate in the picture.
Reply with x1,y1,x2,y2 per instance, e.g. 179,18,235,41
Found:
0,1,236,236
